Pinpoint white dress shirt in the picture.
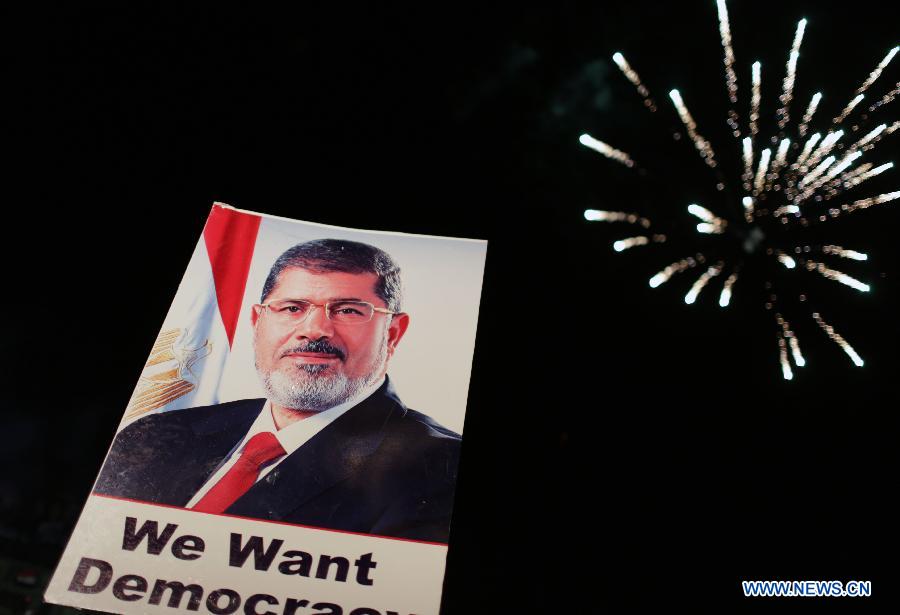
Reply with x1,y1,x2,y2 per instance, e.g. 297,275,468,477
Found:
186,376,385,508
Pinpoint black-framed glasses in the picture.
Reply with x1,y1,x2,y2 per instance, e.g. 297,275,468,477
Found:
257,299,396,325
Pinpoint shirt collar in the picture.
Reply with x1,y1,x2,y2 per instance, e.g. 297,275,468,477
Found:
241,375,387,457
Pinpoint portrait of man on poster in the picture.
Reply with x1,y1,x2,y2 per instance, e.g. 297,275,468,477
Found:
94,238,462,543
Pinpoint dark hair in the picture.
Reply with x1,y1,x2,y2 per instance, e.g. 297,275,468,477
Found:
260,239,403,311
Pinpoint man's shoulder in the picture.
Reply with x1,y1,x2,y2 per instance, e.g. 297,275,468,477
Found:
118,398,266,437
371,378,461,444
381,404,462,469
395,407,461,442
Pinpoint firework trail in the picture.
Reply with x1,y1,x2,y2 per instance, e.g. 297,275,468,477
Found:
581,4,898,378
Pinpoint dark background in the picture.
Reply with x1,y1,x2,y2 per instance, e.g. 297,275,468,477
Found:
1,1,897,612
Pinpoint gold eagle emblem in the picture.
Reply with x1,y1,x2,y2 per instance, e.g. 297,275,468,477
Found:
124,328,212,420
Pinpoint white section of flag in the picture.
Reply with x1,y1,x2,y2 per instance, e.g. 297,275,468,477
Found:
119,237,232,428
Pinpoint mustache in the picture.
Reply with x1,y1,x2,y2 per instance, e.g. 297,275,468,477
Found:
282,339,346,361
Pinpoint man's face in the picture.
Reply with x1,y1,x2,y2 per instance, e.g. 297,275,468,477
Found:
251,267,408,412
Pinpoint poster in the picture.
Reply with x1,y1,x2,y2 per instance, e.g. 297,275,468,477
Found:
45,203,487,615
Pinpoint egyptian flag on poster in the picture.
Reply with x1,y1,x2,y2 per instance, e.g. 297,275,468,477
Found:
120,204,261,426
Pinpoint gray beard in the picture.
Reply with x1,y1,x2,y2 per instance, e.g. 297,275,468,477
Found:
260,366,368,412
257,343,387,413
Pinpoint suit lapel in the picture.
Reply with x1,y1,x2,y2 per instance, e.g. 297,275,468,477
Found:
226,379,405,520
163,399,265,506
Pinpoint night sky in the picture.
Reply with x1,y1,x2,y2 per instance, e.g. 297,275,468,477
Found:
2,2,897,611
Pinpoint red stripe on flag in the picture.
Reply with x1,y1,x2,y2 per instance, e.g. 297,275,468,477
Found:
203,205,262,348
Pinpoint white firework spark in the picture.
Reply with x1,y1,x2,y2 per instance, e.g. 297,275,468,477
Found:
776,18,807,130
669,89,718,167
798,92,822,137
750,61,762,137
579,134,636,167
855,46,899,95
612,52,657,112
833,94,864,125
584,1,896,378
813,313,864,366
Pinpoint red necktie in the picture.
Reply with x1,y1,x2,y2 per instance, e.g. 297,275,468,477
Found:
192,432,286,513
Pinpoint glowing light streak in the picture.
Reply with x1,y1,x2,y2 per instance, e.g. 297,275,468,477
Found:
742,137,754,190
579,134,635,167
832,94,864,125
848,162,894,187
584,210,652,227
855,46,899,95
684,265,722,304
777,18,807,130
806,260,871,292
649,257,699,288
777,253,796,269
793,132,821,169
750,61,761,136
669,89,717,167
822,245,868,261
813,313,864,366
754,148,771,194
613,236,648,251
798,92,821,137
719,272,738,307
778,335,793,380
716,0,740,134
742,196,755,221
612,52,657,112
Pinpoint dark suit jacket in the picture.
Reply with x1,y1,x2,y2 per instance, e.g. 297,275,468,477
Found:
94,378,461,543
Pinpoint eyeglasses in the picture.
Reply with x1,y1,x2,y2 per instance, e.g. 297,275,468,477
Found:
257,299,396,325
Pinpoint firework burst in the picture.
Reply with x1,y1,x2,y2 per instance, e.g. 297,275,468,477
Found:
581,3,898,379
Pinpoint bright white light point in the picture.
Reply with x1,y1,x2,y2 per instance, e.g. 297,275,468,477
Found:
584,209,600,220
719,273,738,307
687,204,715,221
754,148,771,193
776,138,791,164
684,266,720,305
833,96,863,124
613,52,624,64
697,223,718,234
826,151,863,179
835,271,870,292
613,236,649,252
823,245,869,261
779,342,794,379
847,350,865,367
788,337,806,367
579,134,635,167
779,254,796,269
742,197,753,208
649,274,665,288
812,261,872,291
742,138,754,180
796,132,822,167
